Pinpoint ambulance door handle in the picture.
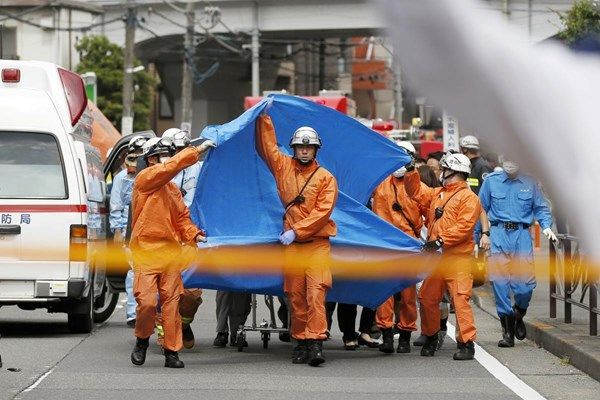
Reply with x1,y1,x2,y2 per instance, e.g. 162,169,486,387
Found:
0,225,21,235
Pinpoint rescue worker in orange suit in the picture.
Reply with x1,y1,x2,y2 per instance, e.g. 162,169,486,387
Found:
129,136,215,368
372,141,423,354
404,152,481,360
256,108,338,367
153,128,204,350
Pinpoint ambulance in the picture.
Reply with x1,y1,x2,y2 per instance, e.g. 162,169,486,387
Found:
0,60,120,333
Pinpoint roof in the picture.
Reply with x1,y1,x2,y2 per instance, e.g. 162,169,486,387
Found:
0,1,103,14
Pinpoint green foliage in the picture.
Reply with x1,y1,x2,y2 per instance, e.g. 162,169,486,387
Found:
75,35,155,132
558,0,600,44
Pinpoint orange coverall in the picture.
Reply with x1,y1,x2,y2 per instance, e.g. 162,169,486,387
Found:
130,147,203,351
256,115,339,341
404,170,481,344
372,176,423,332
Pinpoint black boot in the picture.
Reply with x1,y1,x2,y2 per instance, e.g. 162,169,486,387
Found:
131,337,149,366
307,340,326,367
419,333,438,357
182,323,195,349
279,331,291,342
292,340,308,364
379,328,394,354
498,315,515,348
397,330,411,353
213,332,228,347
164,349,185,368
230,332,248,348
513,306,527,340
436,329,447,350
453,341,475,360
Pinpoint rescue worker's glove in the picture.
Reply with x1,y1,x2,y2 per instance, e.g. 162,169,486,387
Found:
422,238,443,253
404,155,416,172
196,140,216,154
279,230,296,246
542,228,558,243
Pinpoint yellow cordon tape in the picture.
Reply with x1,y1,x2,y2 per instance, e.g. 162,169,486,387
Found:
14,243,600,283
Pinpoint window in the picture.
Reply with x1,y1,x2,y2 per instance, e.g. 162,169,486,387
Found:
0,132,67,198
158,88,174,119
1,27,18,60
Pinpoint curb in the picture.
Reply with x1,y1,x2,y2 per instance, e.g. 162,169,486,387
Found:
472,286,600,383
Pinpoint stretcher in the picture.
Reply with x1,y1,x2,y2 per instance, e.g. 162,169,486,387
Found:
235,294,289,351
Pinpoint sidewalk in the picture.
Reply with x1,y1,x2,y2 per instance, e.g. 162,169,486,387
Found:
472,247,600,382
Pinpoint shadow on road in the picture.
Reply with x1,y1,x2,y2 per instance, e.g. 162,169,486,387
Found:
0,320,73,338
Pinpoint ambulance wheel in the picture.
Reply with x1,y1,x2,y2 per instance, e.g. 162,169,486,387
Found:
68,283,94,334
93,280,119,323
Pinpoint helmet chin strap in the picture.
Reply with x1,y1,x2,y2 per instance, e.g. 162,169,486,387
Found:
293,147,317,165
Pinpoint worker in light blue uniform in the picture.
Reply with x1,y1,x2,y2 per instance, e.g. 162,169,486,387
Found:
109,135,148,328
479,160,557,348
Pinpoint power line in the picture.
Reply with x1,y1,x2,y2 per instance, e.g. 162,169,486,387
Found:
0,1,51,23
0,9,122,32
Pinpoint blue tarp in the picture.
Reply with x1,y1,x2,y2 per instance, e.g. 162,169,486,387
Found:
183,94,425,308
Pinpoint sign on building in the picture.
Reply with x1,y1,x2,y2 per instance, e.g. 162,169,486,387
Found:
443,111,460,152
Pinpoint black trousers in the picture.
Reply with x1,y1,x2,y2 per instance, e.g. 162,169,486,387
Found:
326,302,375,341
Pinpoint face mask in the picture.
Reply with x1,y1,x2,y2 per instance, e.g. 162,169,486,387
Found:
159,156,171,164
502,161,520,176
393,167,407,178
439,169,456,186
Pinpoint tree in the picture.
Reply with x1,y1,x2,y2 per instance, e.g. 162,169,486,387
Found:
75,35,155,132
558,0,600,44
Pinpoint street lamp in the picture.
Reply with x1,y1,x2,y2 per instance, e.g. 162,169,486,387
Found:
121,65,146,135
125,65,145,74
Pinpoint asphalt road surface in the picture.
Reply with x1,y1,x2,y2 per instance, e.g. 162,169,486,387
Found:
1,291,599,400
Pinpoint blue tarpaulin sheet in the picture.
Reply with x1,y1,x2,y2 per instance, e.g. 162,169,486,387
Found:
183,94,425,308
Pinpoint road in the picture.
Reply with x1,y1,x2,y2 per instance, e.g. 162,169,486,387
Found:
1,291,599,400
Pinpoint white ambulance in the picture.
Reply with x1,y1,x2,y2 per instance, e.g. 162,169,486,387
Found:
0,60,119,333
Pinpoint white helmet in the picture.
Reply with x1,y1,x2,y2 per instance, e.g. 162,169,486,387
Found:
289,126,322,148
440,152,471,174
142,137,175,159
127,135,147,154
162,128,190,148
459,135,480,150
398,141,416,155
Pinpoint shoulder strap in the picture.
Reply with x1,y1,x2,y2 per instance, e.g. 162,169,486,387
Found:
439,187,466,214
391,182,420,238
284,166,321,211
427,186,467,240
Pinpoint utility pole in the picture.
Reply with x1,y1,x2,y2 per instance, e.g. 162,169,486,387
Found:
393,60,403,125
251,2,260,96
528,0,533,41
180,1,195,133
122,0,136,136
319,39,325,91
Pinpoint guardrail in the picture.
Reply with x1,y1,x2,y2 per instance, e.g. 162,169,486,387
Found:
549,234,599,336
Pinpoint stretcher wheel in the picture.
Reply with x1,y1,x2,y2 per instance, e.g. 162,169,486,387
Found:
236,330,246,352
261,331,270,349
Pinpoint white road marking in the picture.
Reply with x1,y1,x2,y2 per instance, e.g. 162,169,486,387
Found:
22,366,55,393
446,322,546,400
